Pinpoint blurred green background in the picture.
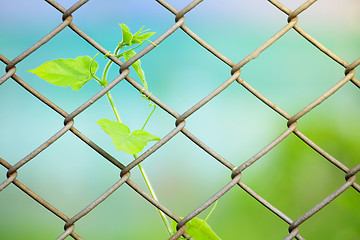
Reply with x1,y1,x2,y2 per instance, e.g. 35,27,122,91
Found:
0,0,359,239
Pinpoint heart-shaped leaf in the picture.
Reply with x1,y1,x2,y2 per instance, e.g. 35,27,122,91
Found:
28,56,98,91
97,119,160,155
172,218,221,240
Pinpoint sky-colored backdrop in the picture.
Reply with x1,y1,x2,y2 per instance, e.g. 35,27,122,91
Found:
1,1,359,239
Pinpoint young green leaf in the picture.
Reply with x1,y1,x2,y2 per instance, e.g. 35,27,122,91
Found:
96,119,160,155
119,23,133,46
133,32,156,44
132,26,145,38
132,27,155,45
119,24,155,46
28,56,98,91
172,218,221,240
123,49,147,90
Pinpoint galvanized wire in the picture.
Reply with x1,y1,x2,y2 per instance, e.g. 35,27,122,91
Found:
0,0,359,239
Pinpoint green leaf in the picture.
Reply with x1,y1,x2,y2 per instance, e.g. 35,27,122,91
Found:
123,50,147,90
133,32,156,44
119,24,155,46
132,26,145,39
132,26,155,43
132,27,155,45
172,218,221,240
28,56,98,91
96,119,160,155
119,23,133,46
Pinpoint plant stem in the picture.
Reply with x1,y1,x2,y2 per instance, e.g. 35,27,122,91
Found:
100,44,124,123
106,92,122,123
203,200,218,223
102,44,123,83
100,41,172,236
141,100,156,130
134,154,173,236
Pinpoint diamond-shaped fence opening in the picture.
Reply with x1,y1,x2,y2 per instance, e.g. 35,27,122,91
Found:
1,0,359,239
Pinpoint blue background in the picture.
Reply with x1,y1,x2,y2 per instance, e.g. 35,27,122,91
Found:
0,0,359,239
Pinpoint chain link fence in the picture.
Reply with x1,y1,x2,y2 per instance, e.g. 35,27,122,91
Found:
1,0,359,239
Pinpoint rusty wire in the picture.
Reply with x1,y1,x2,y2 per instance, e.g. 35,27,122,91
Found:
0,0,359,239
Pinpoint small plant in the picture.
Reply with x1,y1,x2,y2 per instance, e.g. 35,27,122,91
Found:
29,23,220,240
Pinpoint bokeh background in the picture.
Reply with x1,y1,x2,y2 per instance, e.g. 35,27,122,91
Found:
0,0,359,239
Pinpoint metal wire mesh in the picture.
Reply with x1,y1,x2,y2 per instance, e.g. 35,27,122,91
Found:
1,0,359,239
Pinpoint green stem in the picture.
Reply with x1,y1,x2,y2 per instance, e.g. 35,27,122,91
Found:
102,43,123,83
203,200,218,223
134,154,173,236
106,92,122,123
141,99,156,130
127,40,146,53
90,52,104,86
98,41,171,236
